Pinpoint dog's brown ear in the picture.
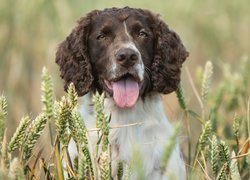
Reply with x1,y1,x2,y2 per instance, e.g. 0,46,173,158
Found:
55,11,98,96
150,14,189,94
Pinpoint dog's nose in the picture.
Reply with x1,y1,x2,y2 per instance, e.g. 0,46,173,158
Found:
116,48,139,67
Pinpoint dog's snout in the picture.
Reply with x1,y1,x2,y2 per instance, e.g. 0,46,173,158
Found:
116,48,139,67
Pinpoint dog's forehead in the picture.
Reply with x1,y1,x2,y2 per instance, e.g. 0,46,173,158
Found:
90,10,148,30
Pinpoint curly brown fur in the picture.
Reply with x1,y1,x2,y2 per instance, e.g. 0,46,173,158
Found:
55,7,188,97
151,18,189,94
55,11,99,96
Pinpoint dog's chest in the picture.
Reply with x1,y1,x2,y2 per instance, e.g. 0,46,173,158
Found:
79,94,172,164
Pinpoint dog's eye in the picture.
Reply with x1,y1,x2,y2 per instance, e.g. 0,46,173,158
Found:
138,31,148,38
96,34,106,40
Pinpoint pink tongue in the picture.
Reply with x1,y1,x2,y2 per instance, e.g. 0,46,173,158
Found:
112,78,139,108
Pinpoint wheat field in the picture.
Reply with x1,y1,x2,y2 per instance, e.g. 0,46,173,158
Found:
0,0,249,179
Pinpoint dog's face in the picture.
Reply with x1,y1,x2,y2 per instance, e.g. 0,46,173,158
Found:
56,7,188,108
88,10,155,107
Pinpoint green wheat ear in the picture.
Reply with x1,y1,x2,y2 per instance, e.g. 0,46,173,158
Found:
80,144,94,178
211,135,219,178
219,140,231,173
23,113,47,159
160,122,181,173
69,108,88,145
198,121,212,151
232,114,240,144
8,116,32,152
1,130,10,169
117,161,124,180
0,95,7,118
93,92,106,129
41,67,54,120
216,163,228,180
201,61,213,101
67,83,78,109
99,151,110,180
93,92,109,151
79,151,88,179
176,85,187,111
0,95,7,143
55,96,70,146
230,151,240,180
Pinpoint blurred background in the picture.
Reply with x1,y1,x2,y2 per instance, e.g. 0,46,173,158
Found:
0,0,249,148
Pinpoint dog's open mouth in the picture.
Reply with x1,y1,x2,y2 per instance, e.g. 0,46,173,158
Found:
104,74,141,108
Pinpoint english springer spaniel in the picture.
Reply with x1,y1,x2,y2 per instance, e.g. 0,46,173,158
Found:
56,7,188,179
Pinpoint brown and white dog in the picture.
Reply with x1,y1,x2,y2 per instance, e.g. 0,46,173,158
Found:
56,7,188,179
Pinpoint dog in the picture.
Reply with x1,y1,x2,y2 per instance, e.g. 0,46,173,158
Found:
56,7,188,179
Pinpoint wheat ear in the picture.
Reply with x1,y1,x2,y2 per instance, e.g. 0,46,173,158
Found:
201,61,213,101
211,135,219,178
23,113,47,159
8,116,31,152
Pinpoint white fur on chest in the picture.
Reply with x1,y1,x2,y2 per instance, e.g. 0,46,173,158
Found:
76,93,186,180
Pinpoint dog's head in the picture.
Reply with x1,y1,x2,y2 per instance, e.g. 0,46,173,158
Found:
56,7,188,108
